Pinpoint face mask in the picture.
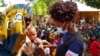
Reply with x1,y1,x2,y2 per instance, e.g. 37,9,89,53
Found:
57,27,67,34
62,29,68,34
57,22,67,34
57,27,63,33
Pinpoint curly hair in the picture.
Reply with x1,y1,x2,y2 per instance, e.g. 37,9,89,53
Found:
49,1,78,23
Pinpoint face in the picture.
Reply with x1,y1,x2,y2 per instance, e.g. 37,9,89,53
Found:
53,20,67,30
27,28,37,41
52,20,63,27
25,19,32,26
91,35,96,40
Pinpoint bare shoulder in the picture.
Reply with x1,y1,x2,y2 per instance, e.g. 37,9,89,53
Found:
36,38,42,43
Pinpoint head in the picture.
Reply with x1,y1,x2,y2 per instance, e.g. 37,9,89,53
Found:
90,35,96,41
24,16,32,28
49,1,78,32
96,37,100,42
26,26,37,41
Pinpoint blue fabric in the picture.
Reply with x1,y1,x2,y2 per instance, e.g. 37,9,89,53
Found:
68,40,83,54
14,4,33,17
8,33,19,52
57,32,71,47
0,33,19,56
57,32,83,54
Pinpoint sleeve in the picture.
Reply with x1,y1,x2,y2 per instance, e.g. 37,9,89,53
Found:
65,40,83,56
65,50,79,56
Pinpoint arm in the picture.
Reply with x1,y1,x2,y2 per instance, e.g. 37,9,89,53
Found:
42,40,57,48
17,43,34,56
36,47,45,56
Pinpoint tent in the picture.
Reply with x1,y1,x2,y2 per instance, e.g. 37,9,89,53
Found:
74,1,100,21
63,0,100,21
75,1,100,12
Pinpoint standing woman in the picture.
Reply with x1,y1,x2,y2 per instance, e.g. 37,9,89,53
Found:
49,1,83,56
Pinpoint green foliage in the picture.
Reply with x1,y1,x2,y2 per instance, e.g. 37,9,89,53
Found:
32,0,55,15
84,0,100,9
0,0,6,7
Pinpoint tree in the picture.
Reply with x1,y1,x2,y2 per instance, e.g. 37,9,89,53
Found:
0,0,6,7
32,0,55,15
84,0,100,9
32,0,48,15
77,0,85,3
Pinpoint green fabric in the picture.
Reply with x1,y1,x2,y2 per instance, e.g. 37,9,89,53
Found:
96,31,100,38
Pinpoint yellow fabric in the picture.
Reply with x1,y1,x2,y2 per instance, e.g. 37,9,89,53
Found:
0,4,32,55
0,5,29,40
11,22,23,34
49,33,56,40
52,49,56,56
0,16,9,41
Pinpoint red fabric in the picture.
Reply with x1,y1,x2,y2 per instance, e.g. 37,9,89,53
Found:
80,26,85,32
90,41,100,56
86,40,93,49
86,39,94,53
53,36,61,45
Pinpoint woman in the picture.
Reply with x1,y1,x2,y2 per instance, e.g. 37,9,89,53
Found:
90,35,100,56
49,1,83,56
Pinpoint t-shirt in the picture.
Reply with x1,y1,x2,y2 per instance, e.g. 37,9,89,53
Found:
90,41,100,56
57,32,83,56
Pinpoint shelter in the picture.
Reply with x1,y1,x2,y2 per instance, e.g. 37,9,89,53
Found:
75,1,100,21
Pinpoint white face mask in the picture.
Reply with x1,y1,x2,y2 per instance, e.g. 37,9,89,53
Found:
57,27,63,33
56,22,67,34
57,27,67,34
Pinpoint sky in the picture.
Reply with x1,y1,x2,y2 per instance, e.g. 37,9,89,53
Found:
4,0,31,6
4,0,39,7
3,0,71,6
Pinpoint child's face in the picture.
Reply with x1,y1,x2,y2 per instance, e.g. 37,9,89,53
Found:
27,28,37,41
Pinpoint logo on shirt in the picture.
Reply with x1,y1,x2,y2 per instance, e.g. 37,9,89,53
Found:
65,52,72,56
65,50,79,56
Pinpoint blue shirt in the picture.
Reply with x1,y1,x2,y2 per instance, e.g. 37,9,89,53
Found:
57,32,83,54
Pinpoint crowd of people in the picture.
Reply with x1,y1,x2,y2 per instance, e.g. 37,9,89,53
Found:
16,1,100,56
0,1,100,56
18,1,83,56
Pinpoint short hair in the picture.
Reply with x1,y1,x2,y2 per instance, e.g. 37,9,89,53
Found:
26,26,37,34
49,1,78,22
24,17,32,21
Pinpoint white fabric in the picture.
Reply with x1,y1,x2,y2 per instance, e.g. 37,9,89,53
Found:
0,41,3,45
44,47,50,56
13,13,23,23
26,36,31,43
26,36,37,52
25,36,37,54
57,27,67,34
65,50,79,56
40,30,45,37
